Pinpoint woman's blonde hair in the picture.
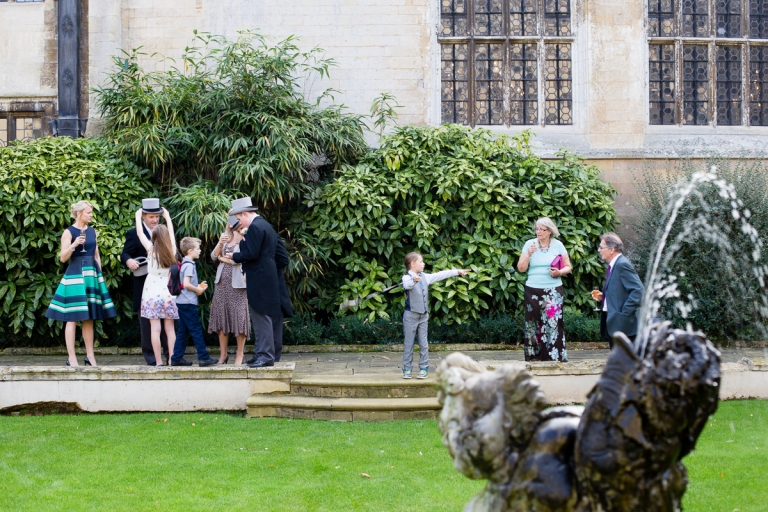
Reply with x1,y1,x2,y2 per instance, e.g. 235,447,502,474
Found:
535,217,560,238
151,224,177,268
70,200,93,219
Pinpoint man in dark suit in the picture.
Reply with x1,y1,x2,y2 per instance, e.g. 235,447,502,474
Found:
120,198,169,365
230,197,286,368
594,232,644,348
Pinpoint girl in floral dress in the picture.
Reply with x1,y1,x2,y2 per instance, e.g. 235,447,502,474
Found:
134,207,178,366
516,217,572,362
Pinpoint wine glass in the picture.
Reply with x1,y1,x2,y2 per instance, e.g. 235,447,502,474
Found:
80,228,87,252
591,286,601,311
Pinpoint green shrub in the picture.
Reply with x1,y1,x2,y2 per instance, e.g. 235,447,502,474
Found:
284,312,326,346
93,32,370,313
0,137,156,341
280,311,598,346
631,159,768,340
305,125,618,323
563,308,601,342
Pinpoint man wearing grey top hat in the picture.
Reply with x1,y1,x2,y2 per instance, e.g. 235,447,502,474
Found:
120,198,170,365
230,197,290,367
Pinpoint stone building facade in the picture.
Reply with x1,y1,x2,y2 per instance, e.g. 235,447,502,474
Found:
2,0,768,232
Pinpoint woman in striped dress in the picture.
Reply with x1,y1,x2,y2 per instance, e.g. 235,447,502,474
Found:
46,201,117,366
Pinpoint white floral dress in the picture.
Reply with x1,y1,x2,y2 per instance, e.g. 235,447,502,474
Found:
140,250,179,319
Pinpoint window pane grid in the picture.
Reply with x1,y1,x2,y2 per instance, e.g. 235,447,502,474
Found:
683,0,709,37
683,45,710,125
14,117,43,141
510,43,539,124
0,118,7,146
441,0,469,37
750,1,768,39
716,0,742,38
439,0,571,126
474,43,505,125
544,0,571,36
441,44,470,125
475,0,504,36
650,44,677,124
649,0,676,37
545,43,572,124
510,0,538,36
749,45,768,125
716,45,742,124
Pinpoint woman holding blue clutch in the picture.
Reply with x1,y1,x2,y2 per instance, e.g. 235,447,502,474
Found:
516,217,571,362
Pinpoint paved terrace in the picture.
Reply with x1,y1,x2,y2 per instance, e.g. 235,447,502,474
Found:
2,346,766,376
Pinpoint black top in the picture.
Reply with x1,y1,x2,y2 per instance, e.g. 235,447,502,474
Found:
232,216,286,318
121,225,152,312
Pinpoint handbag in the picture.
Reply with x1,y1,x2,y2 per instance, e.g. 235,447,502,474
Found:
550,254,563,270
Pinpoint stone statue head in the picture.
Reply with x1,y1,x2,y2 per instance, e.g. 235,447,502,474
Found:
436,353,547,482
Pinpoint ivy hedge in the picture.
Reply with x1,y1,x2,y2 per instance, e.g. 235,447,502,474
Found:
305,125,618,323
0,137,156,342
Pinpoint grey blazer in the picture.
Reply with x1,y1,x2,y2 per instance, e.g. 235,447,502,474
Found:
211,244,246,289
604,254,644,338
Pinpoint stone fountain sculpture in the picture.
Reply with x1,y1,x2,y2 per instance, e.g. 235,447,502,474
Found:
437,322,721,512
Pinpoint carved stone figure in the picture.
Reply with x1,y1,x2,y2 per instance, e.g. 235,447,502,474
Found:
437,322,721,512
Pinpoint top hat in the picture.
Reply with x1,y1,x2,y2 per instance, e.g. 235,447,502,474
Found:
227,215,241,231
229,197,259,215
141,198,163,214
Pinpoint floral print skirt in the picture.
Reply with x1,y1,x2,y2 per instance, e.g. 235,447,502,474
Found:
523,285,568,362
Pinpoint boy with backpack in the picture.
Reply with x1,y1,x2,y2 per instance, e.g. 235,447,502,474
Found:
170,237,217,367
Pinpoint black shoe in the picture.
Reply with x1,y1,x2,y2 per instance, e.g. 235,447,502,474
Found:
171,358,193,367
247,360,274,368
84,357,92,366
245,357,256,365
218,355,229,365
66,360,72,367
198,358,218,367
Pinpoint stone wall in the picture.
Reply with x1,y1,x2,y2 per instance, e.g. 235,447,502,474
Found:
2,0,768,226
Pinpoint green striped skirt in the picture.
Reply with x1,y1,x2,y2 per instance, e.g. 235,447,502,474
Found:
45,257,117,322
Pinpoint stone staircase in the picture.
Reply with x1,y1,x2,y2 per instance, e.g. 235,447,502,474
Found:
246,374,441,421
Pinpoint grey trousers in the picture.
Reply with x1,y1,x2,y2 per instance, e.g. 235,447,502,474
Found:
249,308,275,364
250,308,283,363
402,310,429,370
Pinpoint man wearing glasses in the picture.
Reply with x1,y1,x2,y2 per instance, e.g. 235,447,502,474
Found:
593,232,644,347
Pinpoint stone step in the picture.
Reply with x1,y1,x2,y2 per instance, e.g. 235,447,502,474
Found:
290,374,439,399
246,394,441,421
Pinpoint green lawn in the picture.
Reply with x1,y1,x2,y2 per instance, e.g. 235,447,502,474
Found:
0,400,765,511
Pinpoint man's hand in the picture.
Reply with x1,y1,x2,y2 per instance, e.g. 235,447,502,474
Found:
126,258,140,270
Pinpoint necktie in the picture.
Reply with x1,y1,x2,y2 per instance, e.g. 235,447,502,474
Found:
602,264,611,307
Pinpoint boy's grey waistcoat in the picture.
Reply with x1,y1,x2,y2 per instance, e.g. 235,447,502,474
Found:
403,270,459,314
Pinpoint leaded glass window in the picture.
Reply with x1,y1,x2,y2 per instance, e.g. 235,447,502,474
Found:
440,0,573,126
648,0,768,126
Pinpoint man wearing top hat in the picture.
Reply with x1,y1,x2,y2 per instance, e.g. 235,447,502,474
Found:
230,197,290,367
120,198,169,365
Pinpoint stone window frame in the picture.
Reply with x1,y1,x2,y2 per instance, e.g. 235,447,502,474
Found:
0,102,55,145
438,0,575,127
648,0,768,127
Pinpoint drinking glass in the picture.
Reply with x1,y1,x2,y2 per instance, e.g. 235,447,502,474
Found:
80,228,87,252
591,287,601,311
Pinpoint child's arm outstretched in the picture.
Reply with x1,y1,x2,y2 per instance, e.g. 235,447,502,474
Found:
422,268,469,286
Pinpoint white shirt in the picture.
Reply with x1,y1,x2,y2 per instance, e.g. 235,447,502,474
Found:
603,253,621,312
